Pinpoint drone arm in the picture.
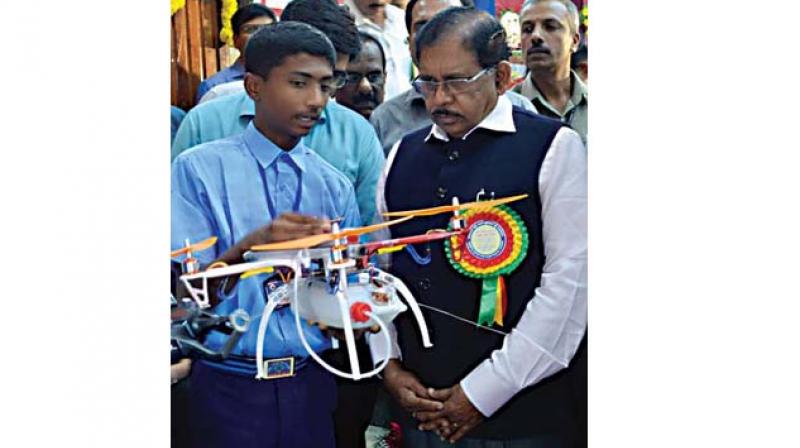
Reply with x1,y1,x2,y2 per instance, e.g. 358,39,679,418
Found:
180,276,210,308
185,227,278,300
179,258,300,309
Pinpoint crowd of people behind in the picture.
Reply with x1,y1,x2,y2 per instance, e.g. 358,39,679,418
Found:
171,0,587,446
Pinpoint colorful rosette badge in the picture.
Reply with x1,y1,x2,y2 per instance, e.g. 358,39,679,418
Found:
445,204,529,327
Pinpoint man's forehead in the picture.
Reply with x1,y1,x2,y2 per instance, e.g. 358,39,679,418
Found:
418,35,479,75
277,53,334,77
352,40,384,67
521,1,571,24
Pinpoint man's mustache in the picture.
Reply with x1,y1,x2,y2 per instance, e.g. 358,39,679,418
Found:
352,93,378,106
432,108,463,118
527,44,550,56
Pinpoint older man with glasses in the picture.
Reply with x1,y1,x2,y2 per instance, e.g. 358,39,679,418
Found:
335,29,388,120
369,0,536,156
374,7,587,446
343,0,413,100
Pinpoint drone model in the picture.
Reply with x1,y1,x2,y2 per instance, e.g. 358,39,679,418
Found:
171,194,528,381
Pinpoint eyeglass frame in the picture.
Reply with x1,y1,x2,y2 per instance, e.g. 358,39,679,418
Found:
343,71,386,87
331,70,348,89
412,66,497,97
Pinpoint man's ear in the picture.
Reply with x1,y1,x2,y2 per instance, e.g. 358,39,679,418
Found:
571,30,581,53
495,61,512,94
244,72,261,101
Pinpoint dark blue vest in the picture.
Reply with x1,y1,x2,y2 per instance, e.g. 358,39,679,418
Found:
385,108,581,440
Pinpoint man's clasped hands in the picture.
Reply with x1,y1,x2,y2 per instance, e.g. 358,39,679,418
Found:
383,359,485,444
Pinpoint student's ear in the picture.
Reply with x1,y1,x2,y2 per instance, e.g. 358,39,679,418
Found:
244,72,262,101
495,61,512,94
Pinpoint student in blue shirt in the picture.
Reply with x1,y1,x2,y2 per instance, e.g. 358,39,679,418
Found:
170,106,186,146
172,0,385,225
194,3,277,104
172,22,361,447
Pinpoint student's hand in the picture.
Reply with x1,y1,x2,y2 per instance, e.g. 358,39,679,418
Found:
383,359,444,414
414,384,484,443
203,213,332,306
171,358,192,384
242,213,332,247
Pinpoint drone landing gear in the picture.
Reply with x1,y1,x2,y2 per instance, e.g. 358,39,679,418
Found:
293,291,393,381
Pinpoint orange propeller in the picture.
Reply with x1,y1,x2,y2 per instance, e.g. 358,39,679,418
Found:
170,236,218,258
337,215,414,237
250,233,336,252
250,215,414,252
382,194,529,218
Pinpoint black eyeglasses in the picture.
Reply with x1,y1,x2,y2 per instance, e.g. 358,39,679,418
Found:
332,70,348,89
412,66,496,97
344,72,386,86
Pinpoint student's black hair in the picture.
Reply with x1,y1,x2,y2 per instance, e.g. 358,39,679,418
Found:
244,21,336,79
357,30,387,70
404,0,474,33
231,3,277,36
281,0,361,59
414,7,510,68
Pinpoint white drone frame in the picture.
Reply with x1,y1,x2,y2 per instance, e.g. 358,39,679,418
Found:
179,242,432,381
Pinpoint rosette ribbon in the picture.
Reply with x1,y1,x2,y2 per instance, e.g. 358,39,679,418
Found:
445,204,529,326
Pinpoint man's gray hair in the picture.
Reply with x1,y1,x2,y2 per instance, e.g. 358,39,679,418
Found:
521,0,580,35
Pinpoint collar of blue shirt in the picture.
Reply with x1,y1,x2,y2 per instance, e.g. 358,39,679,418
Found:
238,92,330,127
242,122,308,172
425,94,516,142
218,60,246,82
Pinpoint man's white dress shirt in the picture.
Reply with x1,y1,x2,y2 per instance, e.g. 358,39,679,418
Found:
344,0,413,100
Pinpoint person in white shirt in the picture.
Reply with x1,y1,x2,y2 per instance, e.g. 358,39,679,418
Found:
371,7,586,446
344,0,413,99
196,80,245,104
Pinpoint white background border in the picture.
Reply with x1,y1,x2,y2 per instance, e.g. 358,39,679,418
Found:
1,1,799,446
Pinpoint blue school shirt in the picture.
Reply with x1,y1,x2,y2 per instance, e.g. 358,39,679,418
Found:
172,122,361,372
195,61,246,103
170,106,186,145
171,91,384,225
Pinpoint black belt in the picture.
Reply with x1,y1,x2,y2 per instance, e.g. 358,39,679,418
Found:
200,354,309,379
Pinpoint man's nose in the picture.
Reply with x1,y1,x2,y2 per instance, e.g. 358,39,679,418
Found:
357,76,372,95
308,85,326,110
530,24,545,43
430,83,453,105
